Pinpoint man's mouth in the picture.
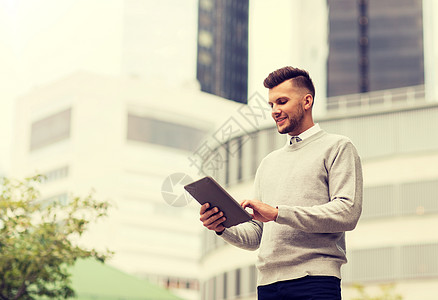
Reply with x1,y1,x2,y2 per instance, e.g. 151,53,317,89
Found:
276,117,287,125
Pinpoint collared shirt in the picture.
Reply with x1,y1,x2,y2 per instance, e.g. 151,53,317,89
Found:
287,123,322,145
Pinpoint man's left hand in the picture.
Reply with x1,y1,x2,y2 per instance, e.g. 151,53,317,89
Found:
241,199,278,222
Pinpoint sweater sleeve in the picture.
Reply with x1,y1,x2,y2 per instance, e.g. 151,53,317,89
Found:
219,220,263,250
276,141,363,233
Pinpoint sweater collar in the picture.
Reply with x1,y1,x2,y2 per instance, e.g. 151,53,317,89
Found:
284,129,326,151
285,123,321,146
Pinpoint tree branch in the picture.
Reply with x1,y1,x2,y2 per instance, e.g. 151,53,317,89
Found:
13,279,27,300
0,291,8,300
0,278,8,300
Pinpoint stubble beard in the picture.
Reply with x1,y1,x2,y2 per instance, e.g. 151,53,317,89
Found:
276,106,305,135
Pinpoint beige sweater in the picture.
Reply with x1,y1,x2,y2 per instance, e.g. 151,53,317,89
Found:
220,130,363,286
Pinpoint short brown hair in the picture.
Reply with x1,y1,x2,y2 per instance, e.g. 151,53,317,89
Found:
263,66,315,99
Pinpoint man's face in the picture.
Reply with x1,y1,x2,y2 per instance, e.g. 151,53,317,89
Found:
268,79,308,136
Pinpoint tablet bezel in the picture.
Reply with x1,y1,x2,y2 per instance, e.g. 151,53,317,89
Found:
184,176,252,228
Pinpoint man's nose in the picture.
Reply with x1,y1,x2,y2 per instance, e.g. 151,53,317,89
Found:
272,104,281,115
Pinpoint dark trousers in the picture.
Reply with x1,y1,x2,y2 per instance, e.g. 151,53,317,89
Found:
257,276,341,300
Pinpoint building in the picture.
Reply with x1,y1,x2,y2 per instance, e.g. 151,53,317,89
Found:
197,2,438,298
199,88,438,300
327,0,424,98
247,0,329,118
247,0,436,114
10,72,242,300
0,0,200,174
196,0,249,104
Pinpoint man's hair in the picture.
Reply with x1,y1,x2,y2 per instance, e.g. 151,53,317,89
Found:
263,66,315,99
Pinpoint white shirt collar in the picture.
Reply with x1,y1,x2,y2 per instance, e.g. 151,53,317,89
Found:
286,123,321,144
297,123,321,141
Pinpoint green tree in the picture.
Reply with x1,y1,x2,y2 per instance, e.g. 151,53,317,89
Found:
351,283,403,300
0,176,112,300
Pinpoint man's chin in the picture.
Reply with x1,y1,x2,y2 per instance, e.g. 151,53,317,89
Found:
277,126,289,134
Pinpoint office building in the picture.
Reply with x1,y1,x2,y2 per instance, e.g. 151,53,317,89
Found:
196,0,249,104
11,72,241,300
327,0,424,99
0,0,201,173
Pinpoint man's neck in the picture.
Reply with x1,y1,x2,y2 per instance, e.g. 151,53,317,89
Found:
288,120,315,137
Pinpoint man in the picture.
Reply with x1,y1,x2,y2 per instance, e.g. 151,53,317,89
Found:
200,66,363,299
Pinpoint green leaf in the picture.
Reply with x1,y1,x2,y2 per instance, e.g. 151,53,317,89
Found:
0,176,112,299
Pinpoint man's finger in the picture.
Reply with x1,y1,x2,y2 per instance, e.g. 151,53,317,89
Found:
242,200,255,211
200,203,210,215
202,210,223,226
200,206,220,221
206,215,226,231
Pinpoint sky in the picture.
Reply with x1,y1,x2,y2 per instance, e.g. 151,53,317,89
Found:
0,0,198,174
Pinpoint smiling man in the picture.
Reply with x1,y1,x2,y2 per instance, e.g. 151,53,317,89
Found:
200,66,363,300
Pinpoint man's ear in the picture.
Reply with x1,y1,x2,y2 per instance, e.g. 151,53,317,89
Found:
304,94,313,110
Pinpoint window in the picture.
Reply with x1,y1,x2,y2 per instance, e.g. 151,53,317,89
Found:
223,272,227,299
235,268,241,297
237,137,243,182
224,142,230,186
127,114,207,152
30,108,71,151
249,265,257,294
41,166,69,184
38,193,69,208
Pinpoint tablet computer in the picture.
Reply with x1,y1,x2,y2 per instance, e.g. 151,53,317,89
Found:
184,176,252,228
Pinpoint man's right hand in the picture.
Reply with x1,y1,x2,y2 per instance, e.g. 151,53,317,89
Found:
199,203,226,233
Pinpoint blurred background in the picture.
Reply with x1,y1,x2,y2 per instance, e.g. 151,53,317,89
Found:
1,0,438,299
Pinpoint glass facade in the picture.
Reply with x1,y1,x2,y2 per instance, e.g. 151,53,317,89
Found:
327,0,424,99
196,0,249,104
368,0,424,91
327,0,360,97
